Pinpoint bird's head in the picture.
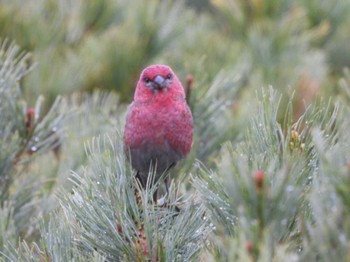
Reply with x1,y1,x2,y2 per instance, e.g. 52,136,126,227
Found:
134,64,185,102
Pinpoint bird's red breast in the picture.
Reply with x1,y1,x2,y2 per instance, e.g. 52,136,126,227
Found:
124,64,193,175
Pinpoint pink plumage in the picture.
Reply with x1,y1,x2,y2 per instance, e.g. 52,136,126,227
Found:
124,64,193,199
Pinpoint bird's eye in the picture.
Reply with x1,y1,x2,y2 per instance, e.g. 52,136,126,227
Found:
144,77,151,84
166,73,172,80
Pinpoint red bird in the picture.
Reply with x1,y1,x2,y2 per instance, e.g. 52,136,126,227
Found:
124,64,193,200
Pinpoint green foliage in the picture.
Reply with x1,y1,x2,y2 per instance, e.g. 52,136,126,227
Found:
190,69,246,164
2,135,209,261
1,0,350,261
0,202,16,256
0,41,65,202
0,41,68,262
0,0,207,106
193,89,345,261
60,135,208,261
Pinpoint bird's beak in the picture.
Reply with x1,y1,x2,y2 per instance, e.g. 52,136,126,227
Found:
152,75,167,90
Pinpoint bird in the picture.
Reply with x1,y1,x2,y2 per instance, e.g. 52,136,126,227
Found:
124,64,193,201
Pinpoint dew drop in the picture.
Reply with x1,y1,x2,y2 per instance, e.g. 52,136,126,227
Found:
31,146,37,152
209,223,216,231
52,126,58,132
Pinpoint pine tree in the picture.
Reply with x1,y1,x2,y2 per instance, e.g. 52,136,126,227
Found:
1,0,350,261
193,87,350,261
0,40,66,256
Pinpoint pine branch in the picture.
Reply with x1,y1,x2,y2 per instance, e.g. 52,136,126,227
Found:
0,40,33,201
192,87,341,260
190,68,246,165
298,71,350,261
0,40,70,256
0,202,16,256
2,133,210,261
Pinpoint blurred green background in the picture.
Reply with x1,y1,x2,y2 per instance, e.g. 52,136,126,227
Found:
1,0,349,108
